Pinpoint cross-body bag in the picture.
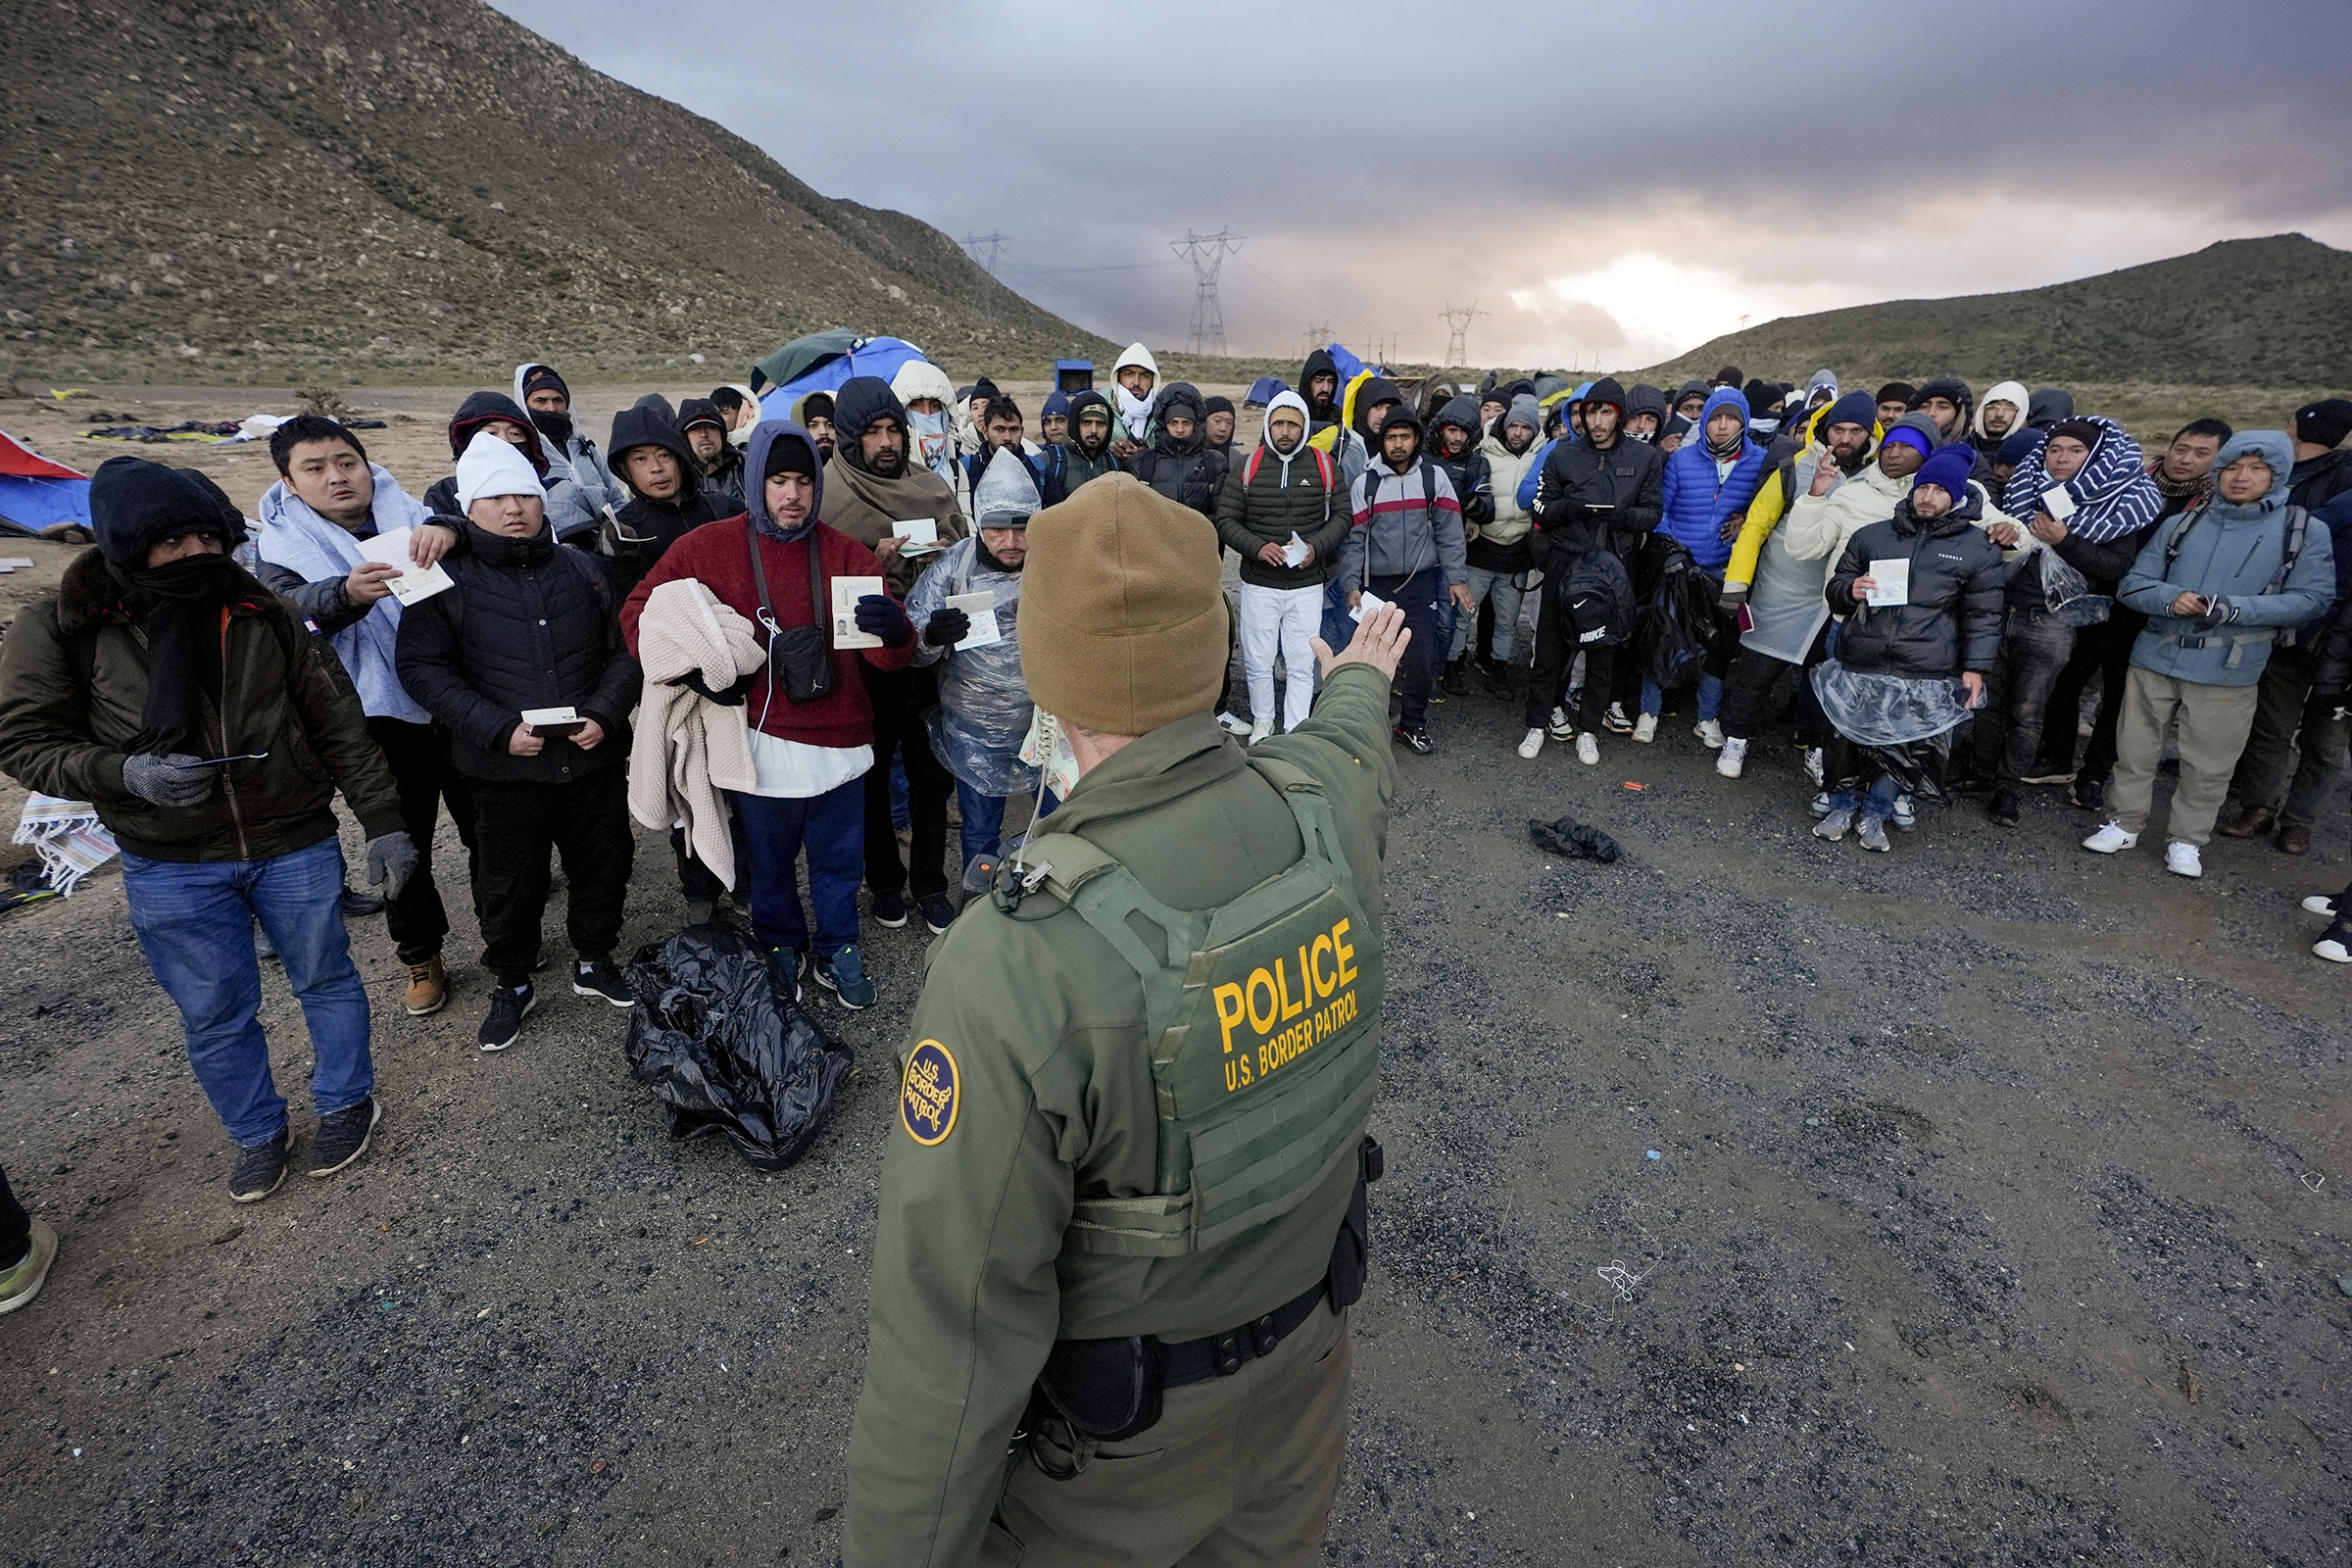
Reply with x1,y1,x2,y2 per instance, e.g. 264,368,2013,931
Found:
747,520,835,704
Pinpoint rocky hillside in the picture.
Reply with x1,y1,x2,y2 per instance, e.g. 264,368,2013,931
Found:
1642,234,2352,391
0,0,1115,385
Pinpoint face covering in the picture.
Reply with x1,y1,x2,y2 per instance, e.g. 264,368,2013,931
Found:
905,409,954,483
120,549,244,756
529,410,573,446
1114,380,1155,441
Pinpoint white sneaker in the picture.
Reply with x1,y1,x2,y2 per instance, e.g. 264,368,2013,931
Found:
1803,747,1825,786
1247,719,1274,746
2165,841,2203,879
1215,711,1251,735
1694,718,1725,750
1577,733,1599,765
1517,727,1545,760
2317,934,2352,963
1716,737,1748,778
1808,790,1836,817
2082,820,2139,855
1546,705,1576,741
2302,895,2340,915
1633,712,1657,744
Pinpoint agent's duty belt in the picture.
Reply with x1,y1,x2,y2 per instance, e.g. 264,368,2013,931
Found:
1159,1272,1331,1390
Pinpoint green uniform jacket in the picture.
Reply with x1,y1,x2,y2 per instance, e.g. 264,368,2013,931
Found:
0,546,403,862
843,663,1397,1568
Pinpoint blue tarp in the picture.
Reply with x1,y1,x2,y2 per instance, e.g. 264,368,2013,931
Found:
754,336,932,416
1327,343,1384,383
1245,375,1289,408
0,474,91,536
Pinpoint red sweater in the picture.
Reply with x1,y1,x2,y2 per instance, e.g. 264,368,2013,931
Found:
620,514,914,749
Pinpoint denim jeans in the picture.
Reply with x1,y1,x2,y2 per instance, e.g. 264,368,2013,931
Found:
1642,671,1724,723
122,835,372,1148
1826,773,1903,819
1450,567,1529,662
736,780,865,959
1968,602,2078,790
956,778,1058,873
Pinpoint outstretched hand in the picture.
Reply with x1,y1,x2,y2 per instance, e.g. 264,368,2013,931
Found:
1313,604,1411,683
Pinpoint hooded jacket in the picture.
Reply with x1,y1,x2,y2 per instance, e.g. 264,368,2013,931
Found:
1625,384,1670,440
1473,402,1545,572
1657,387,1770,570
683,397,748,510
2026,388,2075,430
606,393,738,600
1971,380,2031,457
1110,342,1160,445
822,376,969,597
2119,431,2336,687
1908,377,1994,485
1121,382,1225,516
1425,395,1494,529
1055,390,1122,495
1827,493,2008,678
512,364,625,517
1531,378,1665,564
887,359,962,494
423,391,602,543
1213,392,1349,589
1336,447,1467,597
1299,348,1345,430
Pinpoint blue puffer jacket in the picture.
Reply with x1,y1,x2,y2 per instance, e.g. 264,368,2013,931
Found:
1657,388,1770,570
2120,431,2336,687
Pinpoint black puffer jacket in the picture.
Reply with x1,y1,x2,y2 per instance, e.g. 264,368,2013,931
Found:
1426,395,1494,527
1122,382,1225,515
1828,498,2007,677
1531,424,1665,562
395,517,642,783
607,393,737,600
1213,435,1349,588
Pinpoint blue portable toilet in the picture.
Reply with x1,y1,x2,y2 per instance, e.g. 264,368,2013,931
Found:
1054,360,1095,393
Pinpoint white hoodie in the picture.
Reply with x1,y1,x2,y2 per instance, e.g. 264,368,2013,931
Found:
1974,380,2031,443
1111,342,1159,444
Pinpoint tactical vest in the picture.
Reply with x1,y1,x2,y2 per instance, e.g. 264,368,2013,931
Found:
1034,757,1381,1258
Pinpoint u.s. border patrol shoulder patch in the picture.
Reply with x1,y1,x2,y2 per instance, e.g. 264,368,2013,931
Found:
901,1040,959,1146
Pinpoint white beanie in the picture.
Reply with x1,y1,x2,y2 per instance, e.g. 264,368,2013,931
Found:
456,428,545,511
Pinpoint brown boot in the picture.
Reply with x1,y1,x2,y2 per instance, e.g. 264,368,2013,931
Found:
2276,821,2314,855
2216,804,2275,838
404,956,449,1016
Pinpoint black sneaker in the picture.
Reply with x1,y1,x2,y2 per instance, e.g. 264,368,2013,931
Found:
478,983,535,1052
766,945,808,1004
1394,724,1436,756
229,1130,290,1203
1987,788,2022,828
870,886,910,928
309,1097,381,1178
571,957,635,1008
919,892,960,935
2071,773,2108,810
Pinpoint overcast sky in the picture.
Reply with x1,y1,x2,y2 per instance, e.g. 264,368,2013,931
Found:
495,0,2352,369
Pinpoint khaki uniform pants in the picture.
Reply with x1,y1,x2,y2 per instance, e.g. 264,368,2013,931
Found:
983,1302,1351,1568
2106,665,2262,846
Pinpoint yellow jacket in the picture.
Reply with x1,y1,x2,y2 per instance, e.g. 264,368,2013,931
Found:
1724,405,1883,586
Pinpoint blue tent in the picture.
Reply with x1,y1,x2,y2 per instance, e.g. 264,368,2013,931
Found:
0,431,90,537
752,334,932,416
1244,375,1289,409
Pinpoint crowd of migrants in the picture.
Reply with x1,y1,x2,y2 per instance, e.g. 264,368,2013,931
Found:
0,346,2345,1265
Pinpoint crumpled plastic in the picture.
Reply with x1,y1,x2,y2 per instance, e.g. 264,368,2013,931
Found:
622,923,853,1171
1528,814,1623,863
909,542,1039,796
1810,659,1977,748
2034,544,2111,627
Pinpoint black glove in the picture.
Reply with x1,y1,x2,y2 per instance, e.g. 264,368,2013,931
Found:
923,608,971,648
676,669,752,706
121,753,219,809
854,594,914,649
364,831,419,901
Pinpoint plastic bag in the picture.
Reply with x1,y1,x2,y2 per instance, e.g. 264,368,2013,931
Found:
1636,539,1731,689
2035,545,2111,628
622,923,853,1171
1810,658,1975,748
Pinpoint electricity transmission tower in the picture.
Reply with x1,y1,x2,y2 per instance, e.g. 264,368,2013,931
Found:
1170,228,1245,357
1301,320,1332,359
1439,300,1487,367
960,231,1011,274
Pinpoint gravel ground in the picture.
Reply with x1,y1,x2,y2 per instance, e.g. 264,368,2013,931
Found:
0,394,2346,1565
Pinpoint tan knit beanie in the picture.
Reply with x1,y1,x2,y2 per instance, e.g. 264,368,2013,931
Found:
1017,473,1227,736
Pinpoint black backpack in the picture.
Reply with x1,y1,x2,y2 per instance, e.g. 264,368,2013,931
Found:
1563,550,1635,646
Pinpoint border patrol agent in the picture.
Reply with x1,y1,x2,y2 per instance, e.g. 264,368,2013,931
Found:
844,473,1409,1566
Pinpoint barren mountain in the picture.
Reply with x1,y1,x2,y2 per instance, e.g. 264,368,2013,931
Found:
0,0,1115,385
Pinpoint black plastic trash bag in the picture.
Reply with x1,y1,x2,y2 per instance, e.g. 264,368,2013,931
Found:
1635,538,1731,690
623,923,853,1171
1529,814,1623,863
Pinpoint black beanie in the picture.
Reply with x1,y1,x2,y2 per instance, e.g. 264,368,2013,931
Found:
2294,398,2352,450
2049,418,2105,454
89,457,248,571
801,392,836,422
1203,395,1235,418
520,365,569,404
973,377,1002,402
764,435,817,481
1876,382,1916,408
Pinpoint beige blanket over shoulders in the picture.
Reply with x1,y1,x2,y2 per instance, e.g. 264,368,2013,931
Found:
627,578,766,889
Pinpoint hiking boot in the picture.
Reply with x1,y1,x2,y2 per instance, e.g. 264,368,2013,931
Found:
1215,711,1252,735
1577,733,1600,766
1394,724,1436,756
0,1219,58,1315
308,1097,381,1178
1248,718,1274,746
2276,822,2314,856
2165,841,2204,879
1716,737,1748,778
1890,795,1917,832
1802,747,1825,786
1856,815,1891,853
339,884,386,918
403,956,449,1017
1517,728,1546,760
870,886,909,928
2070,772,2109,811
1602,703,1634,735
2082,820,2138,855
1546,706,1576,741
1441,657,1468,697
1694,718,1725,750
572,956,635,1008
919,892,960,935
2217,804,2274,839
229,1131,291,1203
1814,808,1853,842
817,945,876,1009
1632,712,1658,744
478,982,535,1052
1987,789,2022,828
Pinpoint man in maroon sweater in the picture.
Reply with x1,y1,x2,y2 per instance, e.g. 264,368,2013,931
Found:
622,421,915,1008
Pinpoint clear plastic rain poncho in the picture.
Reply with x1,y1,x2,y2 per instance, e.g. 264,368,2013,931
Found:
906,455,1040,796
1810,658,1976,748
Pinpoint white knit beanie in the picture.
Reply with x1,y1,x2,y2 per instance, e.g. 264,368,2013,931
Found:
455,428,545,510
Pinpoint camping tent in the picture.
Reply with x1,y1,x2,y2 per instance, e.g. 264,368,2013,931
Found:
750,332,932,415
0,431,90,537
1244,375,1289,409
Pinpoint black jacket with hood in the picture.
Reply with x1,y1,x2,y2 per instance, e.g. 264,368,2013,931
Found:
1299,348,1345,432
1054,390,1122,495
1121,382,1225,515
1425,395,1494,528
1828,493,2007,679
423,391,552,515
1531,378,1665,563
606,393,738,601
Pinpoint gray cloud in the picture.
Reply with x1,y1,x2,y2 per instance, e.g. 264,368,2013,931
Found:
492,0,2352,365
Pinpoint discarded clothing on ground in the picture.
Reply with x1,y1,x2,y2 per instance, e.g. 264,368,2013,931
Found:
1528,813,1622,863
13,794,119,896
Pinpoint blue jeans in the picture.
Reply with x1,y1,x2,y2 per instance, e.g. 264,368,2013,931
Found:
1828,773,1903,819
1642,671,1724,723
1450,567,1529,662
735,781,865,959
122,836,371,1148
956,778,1057,872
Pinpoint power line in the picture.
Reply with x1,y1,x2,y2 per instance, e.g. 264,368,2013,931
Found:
1170,227,1245,358
959,231,1011,274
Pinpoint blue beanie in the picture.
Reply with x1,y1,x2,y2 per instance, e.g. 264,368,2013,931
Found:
1820,389,1878,434
1913,445,1975,502
1042,389,1071,419
1996,429,2046,466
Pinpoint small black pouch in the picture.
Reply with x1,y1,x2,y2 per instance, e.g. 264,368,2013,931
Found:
748,520,836,705
1328,1135,1383,1311
1035,1334,1165,1443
